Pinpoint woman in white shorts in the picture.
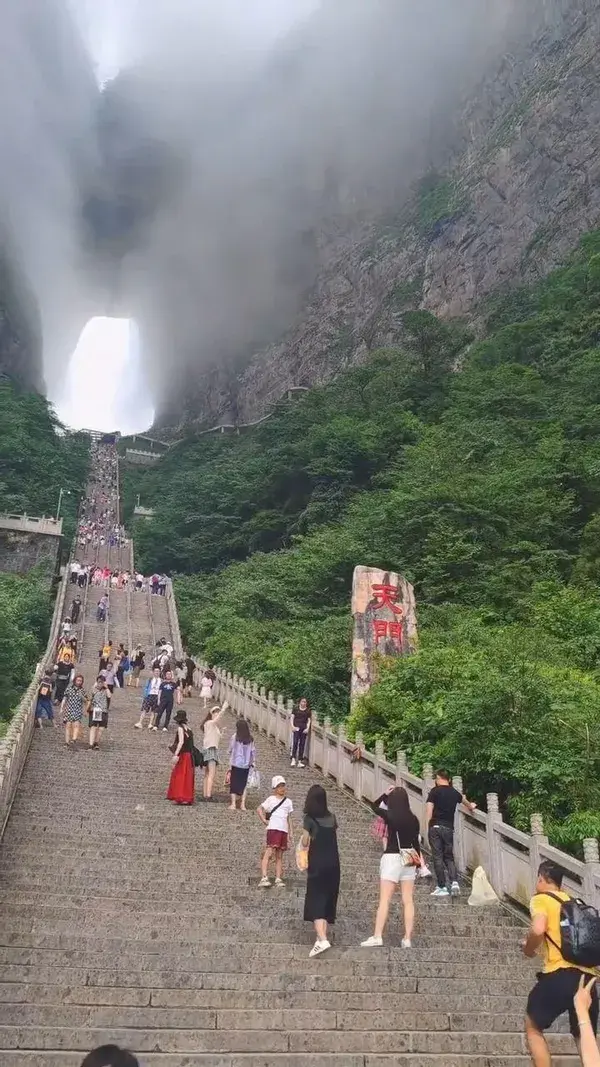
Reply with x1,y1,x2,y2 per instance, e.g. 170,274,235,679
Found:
361,786,421,949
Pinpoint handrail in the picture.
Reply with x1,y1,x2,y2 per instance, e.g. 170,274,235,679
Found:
127,538,135,653
0,559,70,840
0,514,63,535
78,541,100,663
203,664,600,912
146,583,157,653
165,579,184,660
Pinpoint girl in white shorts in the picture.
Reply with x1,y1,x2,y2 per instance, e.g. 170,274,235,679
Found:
361,786,421,949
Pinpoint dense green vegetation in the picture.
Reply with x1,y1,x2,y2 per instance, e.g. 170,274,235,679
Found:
0,382,89,719
0,567,56,725
0,383,89,545
128,231,600,848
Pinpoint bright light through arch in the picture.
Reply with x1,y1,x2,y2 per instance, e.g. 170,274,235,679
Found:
54,317,154,434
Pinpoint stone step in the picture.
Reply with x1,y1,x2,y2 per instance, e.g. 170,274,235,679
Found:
0,893,518,928
0,982,533,1013
0,1026,577,1055
0,945,529,970
0,899,518,928
1,1003,560,1032
0,460,562,1067
0,965,534,996
0,933,524,962
0,1055,582,1067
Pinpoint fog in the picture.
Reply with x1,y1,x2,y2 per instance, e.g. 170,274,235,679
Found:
88,0,536,425
1,0,551,427
0,0,99,392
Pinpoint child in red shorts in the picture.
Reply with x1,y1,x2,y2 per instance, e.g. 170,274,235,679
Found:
258,775,294,887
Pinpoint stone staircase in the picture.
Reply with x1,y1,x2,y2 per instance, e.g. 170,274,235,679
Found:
0,476,582,1065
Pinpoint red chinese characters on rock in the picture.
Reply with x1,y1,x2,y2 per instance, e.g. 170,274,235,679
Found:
373,619,403,644
371,583,404,647
371,583,405,614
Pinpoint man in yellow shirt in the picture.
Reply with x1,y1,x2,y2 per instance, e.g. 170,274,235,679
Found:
524,860,598,1066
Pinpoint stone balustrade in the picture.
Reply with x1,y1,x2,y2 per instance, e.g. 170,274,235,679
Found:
0,554,70,838
205,665,600,910
0,513,63,536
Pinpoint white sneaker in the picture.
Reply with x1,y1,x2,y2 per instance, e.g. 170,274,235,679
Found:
431,886,450,898
309,939,331,957
147,723,153,730
360,936,383,947
274,877,286,888
451,881,461,895
290,758,296,767
134,722,142,729
151,726,158,732
298,761,305,768
420,865,432,878
258,877,271,888
401,938,412,949
162,727,168,732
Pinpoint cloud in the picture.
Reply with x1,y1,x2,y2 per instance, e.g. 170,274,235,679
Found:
0,0,99,391
92,0,531,425
1,0,550,431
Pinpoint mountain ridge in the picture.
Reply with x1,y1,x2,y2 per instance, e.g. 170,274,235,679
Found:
156,0,599,430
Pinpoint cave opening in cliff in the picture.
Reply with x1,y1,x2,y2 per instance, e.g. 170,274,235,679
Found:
54,316,154,434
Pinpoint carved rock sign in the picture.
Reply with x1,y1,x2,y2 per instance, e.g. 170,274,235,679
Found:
351,565,418,706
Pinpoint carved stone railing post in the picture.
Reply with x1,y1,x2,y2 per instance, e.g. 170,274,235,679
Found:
323,717,332,778
421,763,434,838
337,725,346,789
284,699,293,762
275,694,285,747
529,813,548,894
452,774,466,872
267,691,275,740
260,687,269,738
395,750,408,788
485,792,503,894
251,683,260,732
244,680,253,725
583,838,600,908
373,739,385,799
353,732,364,800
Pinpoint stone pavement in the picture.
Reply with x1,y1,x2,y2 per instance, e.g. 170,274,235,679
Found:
0,486,582,1065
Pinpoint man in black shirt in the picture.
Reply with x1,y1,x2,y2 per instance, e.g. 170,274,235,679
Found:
426,770,476,898
152,671,182,731
184,654,196,697
70,597,82,624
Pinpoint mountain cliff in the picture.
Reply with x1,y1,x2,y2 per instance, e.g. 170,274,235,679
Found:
1,0,598,420
0,0,99,389
149,0,600,428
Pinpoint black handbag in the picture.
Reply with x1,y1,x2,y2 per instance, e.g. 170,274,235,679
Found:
192,745,204,768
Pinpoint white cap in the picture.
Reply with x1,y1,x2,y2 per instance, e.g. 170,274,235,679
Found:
272,775,286,788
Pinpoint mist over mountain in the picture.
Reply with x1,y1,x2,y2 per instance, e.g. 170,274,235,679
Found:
1,0,598,431
0,0,99,391
87,0,541,423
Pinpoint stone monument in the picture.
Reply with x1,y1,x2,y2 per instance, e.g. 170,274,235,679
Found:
351,565,417,706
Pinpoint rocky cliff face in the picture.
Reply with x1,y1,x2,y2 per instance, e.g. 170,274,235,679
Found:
163,0,600,428
1,0,597,424
0,247,41,389
0,0,99,389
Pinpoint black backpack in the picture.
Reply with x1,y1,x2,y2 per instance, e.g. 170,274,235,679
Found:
543,892,600,968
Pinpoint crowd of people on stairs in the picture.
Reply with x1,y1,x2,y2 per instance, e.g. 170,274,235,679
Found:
32,441,600,1067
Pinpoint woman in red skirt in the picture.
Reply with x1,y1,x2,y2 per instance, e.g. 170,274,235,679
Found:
167,709,195,805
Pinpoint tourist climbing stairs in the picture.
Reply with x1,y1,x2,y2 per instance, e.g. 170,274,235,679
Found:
0,453,582,1065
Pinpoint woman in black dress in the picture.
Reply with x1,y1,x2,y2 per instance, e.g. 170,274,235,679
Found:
300,785,340,958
